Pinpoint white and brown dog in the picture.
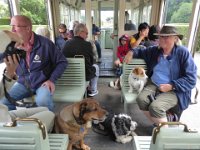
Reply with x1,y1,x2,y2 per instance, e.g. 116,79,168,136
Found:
54,98,107,150
128,67,148,94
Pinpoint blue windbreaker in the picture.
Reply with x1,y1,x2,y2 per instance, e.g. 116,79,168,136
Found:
132,45,197,110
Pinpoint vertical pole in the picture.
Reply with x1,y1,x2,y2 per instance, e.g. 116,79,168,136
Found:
85,0,92,40
113,0,119,63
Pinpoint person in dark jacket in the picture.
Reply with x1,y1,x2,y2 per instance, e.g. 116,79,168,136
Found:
0,15,67,111
55,24,68,51
62,23,99,97
124,26,197,125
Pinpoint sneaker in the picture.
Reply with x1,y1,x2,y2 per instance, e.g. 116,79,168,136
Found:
88,90,99,97
109,81,115,88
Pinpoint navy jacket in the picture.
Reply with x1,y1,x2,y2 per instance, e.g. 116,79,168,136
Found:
132,45,197,110
16,33,67,89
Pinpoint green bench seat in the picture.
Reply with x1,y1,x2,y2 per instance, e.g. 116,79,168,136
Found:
121,59,147,112
53,57,87,102
0,118,68,150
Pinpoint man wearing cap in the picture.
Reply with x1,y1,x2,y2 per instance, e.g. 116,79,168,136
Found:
55,24,69,51
124,26,197,128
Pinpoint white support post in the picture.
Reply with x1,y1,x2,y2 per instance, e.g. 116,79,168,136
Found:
85,0,92,41
118,0,126,37
11,0,20,15
187,0,200,51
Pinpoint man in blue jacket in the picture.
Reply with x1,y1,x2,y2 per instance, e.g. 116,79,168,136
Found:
124,26,197,126
0,15,67,111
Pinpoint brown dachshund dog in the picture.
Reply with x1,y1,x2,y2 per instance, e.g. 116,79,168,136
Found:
54,98,107,150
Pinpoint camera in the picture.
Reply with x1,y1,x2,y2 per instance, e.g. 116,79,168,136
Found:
3,41,26,59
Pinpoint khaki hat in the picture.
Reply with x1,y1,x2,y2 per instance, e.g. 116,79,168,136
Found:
154,26,183,40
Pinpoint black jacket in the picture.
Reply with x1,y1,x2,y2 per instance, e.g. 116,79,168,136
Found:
62,36,96,81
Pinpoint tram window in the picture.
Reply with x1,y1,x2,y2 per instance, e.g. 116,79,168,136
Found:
0,0,11,30
59,3,70,26
142,5,151,24
125,0,151,30
132,9,139,28
101,11,113,28
80,10,85,23
19,0,48,31
162,0,193,45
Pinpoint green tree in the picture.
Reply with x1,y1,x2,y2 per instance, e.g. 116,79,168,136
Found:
170,3,192,23
19,0,47,24
0,3,10,18
166,0,192,23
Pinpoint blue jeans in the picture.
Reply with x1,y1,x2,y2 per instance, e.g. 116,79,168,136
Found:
0,82,54,111
95,40,102,59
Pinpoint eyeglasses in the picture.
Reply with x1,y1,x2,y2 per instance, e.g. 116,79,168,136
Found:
10,25,28,28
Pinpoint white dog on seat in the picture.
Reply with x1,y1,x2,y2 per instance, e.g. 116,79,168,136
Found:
128,67,148,94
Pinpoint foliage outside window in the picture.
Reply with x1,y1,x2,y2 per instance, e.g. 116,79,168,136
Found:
0,0,11,30
59,3,70,26
163,0,193,45
19,0,47,25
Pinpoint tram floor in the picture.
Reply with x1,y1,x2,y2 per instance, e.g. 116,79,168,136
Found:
54,77,154,150
53,49,200,150
54,76,200,150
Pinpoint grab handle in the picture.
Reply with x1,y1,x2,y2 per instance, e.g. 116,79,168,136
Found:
152,122,198,144
3,118,46,139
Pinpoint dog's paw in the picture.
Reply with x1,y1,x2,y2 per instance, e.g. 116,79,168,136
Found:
131,131,137,136
120,136,133,144
81,144,90,150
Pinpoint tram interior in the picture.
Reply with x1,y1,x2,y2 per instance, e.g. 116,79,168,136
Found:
0,0,200,149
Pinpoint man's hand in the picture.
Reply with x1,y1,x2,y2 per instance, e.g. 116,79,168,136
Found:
4,54,19,79
41,80,55,94
159,84,173,92
124,51,133,64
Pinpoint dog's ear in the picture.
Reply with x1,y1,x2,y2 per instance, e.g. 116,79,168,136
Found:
80,102,95,116
79,102,87,117
132,68,137,74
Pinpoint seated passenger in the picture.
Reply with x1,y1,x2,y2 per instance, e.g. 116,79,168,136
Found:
130,22,149,48
0,30,54,132
109,34,130,89
124,26,197,126
144,25,160,47
62,23,99,97
67,20,79,39
0,15,67,111
35,26,51,39
55,24,69,51
124,20,136,31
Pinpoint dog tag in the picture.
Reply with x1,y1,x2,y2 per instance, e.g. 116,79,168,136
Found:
80,127,84,133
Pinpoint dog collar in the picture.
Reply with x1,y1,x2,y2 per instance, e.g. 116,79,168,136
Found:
73,112,86,125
